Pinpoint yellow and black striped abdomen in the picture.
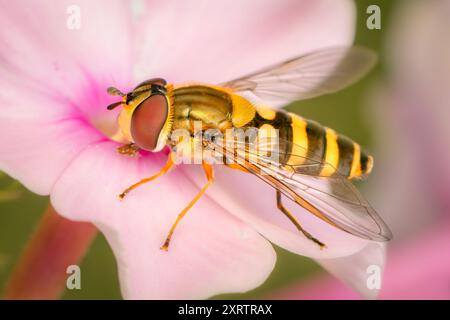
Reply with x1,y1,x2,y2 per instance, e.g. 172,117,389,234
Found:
286,113,373,179
248,106,373,179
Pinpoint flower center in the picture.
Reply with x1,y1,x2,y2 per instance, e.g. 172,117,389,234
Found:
90,113,121,141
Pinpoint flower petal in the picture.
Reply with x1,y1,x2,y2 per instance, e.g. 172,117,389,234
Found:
133,0,356,83
0,0,134,115
316,242,386,299
0,0,135,194
51,142,276,299
0,118,104,194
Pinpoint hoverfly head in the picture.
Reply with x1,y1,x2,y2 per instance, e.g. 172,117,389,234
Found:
106,78,173,152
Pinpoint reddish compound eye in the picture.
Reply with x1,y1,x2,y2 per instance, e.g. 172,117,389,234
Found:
130,95,168,151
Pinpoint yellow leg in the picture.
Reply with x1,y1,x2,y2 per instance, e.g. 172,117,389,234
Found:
118,155,174,200
276,190,326,249
160,163,214,251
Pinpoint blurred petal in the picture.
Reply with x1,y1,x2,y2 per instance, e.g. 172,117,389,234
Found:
317,242,386,299
51,142,276,299
387,0,450,102
377,223,450,299
368,85,442,237
272,223,450,300
368,2,450,235
183,166,370,260
372,0,450,227
133,0,356,83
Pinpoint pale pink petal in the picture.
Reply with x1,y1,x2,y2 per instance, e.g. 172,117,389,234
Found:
0,119,104,195
183,166,370,259
316,242,386,299
51,142,276,299
133,0,356,84
0,0,133,116
0,0,134,194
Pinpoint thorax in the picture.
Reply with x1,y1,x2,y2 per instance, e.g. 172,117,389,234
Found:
171,84,234,133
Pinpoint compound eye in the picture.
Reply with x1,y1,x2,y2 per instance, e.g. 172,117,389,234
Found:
130,95,168,151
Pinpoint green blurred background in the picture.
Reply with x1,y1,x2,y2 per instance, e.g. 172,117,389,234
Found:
0,0,395,299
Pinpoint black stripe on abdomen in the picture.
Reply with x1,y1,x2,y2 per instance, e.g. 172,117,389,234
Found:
302,120,326,175
272,111,293,164
251,110,293,165
336,134,354,177
360,152,369,173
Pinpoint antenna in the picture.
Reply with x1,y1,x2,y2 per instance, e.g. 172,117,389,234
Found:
106,101,123,110
107,86,125,97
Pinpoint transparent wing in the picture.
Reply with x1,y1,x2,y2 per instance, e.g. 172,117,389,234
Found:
204,135,392,242
220,46,377,106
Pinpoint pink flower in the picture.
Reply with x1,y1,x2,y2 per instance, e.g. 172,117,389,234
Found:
0,0,384,299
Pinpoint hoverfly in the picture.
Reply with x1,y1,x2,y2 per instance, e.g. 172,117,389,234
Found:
106,46,392,251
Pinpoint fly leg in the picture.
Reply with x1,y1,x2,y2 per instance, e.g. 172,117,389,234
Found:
117,143,140,157
118,154,174,200
160,162,214,251
276,190,326,249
